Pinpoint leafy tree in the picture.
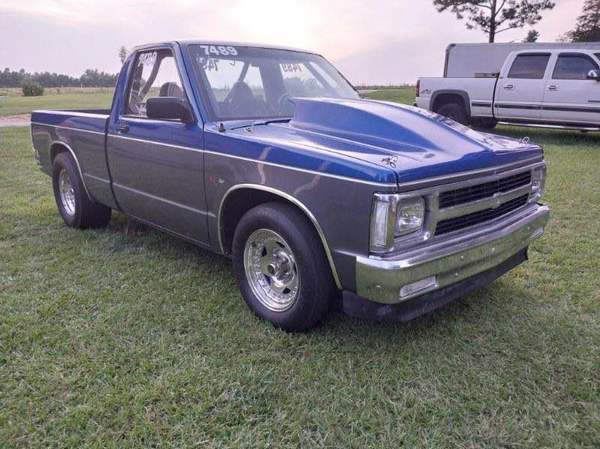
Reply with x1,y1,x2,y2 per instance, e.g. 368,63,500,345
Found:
433,0,555,43
564,0,600,42
80,69,118,87
523,29,540,42
119,46,128,64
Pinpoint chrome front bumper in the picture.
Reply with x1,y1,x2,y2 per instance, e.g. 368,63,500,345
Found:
356,204,549,304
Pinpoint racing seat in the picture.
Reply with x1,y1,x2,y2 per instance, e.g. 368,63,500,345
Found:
225,81,256,117
159,82,184,98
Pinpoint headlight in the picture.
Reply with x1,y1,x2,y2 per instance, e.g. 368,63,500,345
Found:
531,165,546,201
395,197,425,236
370,194,426,252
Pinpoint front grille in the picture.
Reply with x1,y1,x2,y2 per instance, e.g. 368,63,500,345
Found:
438,171,531,209
435,194,529,236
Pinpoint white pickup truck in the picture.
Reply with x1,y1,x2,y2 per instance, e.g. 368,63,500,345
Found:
416,44,600,131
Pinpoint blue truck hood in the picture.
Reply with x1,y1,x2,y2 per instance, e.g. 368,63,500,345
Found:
282,98,542,183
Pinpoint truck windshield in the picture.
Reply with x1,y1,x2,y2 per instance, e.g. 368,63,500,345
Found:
188,45,359,121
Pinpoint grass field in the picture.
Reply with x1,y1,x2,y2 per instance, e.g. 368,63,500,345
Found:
1,92,599,448
0,88,113,116
363,86,416,104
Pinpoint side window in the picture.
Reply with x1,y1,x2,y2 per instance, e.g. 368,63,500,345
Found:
126,49,186,117
508,54,550,79
553,54,599,80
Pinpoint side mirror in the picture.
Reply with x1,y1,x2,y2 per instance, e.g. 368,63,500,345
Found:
587,69,600,81
146,97,194,122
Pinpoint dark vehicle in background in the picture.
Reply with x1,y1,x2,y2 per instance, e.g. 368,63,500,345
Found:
31,41,549,331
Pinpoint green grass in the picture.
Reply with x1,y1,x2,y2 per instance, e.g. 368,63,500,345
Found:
1,98,599,447
0,88,113,116
363,86,416,105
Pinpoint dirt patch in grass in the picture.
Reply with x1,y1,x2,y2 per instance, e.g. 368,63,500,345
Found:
0,114,30,127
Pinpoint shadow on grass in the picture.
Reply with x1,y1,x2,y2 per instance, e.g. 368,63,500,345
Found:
105,211,231,270
69,212,539,353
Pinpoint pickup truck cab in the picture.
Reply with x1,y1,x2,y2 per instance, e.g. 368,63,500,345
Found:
417,48,600,130
31,41,549,331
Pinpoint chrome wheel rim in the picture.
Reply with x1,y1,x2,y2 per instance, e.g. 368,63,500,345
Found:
243,229,300,312
58,169,76,216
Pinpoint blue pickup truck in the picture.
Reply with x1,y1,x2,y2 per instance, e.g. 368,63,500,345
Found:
31,41,549,331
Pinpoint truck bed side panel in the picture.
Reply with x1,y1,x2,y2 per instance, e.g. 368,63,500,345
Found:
30,110,116,208
416,78,496,118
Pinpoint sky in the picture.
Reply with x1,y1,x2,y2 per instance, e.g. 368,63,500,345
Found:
0,0,584,85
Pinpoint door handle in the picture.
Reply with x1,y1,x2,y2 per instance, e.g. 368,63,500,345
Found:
116,123,129,134
548,85,558,91
504,84,514,90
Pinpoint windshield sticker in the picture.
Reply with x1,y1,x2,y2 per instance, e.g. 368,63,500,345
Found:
281,63,303,73
197,57,220,71
199,45,238,57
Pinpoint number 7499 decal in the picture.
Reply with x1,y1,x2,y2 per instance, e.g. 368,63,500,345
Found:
199,45,238,56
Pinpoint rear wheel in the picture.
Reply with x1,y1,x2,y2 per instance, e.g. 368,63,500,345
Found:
437,102,469,125
52,152,111,228
232,202,336,332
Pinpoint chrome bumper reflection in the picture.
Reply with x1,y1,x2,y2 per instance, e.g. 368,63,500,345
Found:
356,204,549,304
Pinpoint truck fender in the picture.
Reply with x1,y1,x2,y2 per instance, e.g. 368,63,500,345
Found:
50,140,93,201
217,183,342,289
430,90,472,118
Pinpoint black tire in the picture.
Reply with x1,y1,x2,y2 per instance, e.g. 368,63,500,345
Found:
232,202,336,332
52,152,111,228
472,117,498,130
437,102,469,125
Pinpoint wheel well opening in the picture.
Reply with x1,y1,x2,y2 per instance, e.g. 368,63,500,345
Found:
50,143,69,162
219,187,341,289
220,189,299,255
432,93,466,113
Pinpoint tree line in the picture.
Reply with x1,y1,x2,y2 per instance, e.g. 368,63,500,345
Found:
0,68,117,88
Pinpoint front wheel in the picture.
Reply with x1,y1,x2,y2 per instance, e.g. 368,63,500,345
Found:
52,152,111,228
232,202,336,331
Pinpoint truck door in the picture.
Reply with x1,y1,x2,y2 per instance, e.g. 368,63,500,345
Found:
494,53,551,121
106,46,209,244
541,52,600,126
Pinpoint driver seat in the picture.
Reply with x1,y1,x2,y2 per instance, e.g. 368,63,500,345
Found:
227,81,256,116
159,82,183,98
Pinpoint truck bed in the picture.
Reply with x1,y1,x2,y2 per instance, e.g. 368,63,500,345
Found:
30,109,114,207
416,77,497,118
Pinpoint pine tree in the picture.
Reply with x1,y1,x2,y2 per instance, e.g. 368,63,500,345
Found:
566,0,600,42
119,46,128,64
433,0,555,43
523,29,540,42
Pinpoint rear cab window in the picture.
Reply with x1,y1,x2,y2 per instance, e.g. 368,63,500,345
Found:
507,54,551,79
552,53,599,80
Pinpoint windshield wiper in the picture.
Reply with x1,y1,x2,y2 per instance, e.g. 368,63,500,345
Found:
228,118,292,131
